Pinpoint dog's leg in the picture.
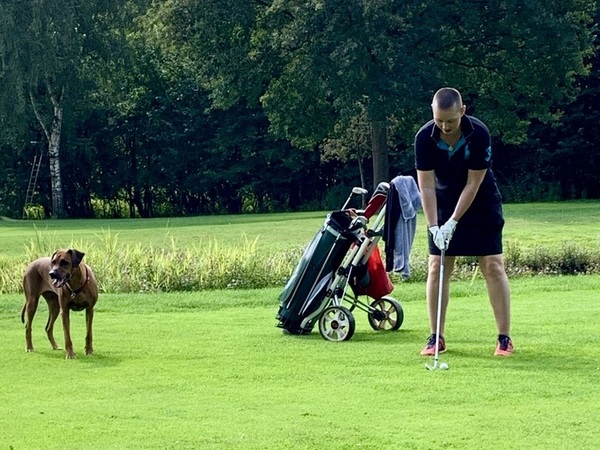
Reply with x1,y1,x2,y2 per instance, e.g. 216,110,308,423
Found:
23,295,40,352
45,299,61,350
60,304,76,359
23,298,38,352
85,307,94,355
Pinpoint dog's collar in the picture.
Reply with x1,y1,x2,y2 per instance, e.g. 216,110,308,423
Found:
66,265,90,300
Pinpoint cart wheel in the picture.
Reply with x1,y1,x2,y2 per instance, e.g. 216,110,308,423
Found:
368,296,404,331
318,306,356,342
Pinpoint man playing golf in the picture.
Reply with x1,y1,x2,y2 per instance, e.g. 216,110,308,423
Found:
414,87,513,357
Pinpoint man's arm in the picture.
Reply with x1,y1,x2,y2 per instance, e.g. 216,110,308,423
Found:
449,168,487,221
417,169,438,226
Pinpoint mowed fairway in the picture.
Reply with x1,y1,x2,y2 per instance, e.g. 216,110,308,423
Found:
1,202,599,448
1,275,599,449
2,201,600,260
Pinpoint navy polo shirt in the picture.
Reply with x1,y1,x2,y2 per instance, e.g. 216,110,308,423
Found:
414,115,503,226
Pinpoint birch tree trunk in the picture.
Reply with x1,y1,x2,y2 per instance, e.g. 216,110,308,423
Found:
30,82,66,218
48,98,65,218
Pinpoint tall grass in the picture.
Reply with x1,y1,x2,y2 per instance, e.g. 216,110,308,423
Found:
94,232,300,293
2,202,600,294
2,224,599,295
6,227,302,294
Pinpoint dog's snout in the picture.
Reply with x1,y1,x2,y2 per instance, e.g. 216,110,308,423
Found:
49,270,59,279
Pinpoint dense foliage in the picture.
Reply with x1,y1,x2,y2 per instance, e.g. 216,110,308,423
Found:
0,0,598,218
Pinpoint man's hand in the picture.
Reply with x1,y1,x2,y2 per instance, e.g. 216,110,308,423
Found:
428,225,446,250
440,219,458,248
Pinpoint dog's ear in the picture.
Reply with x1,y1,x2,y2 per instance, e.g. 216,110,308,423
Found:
69,249,85,268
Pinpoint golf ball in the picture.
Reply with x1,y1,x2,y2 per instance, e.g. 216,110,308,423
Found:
439,362,449,370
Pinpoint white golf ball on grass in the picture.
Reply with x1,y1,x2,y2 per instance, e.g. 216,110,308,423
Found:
439,362,449,370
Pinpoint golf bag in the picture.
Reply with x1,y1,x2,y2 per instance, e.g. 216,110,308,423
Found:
276,209,363,334
276,182,403,340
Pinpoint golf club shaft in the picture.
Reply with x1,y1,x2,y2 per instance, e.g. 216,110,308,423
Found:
433,248,445,365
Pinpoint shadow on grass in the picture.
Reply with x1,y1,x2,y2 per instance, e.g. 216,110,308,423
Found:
275,327,424,345
30,348,123,367
502,352,598,372
346,328,423,344
442,347,598,373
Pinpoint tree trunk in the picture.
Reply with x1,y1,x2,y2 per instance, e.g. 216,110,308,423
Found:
29,84,66,218
48,124,65,218
127,134,142,218
370,120,389,187
48,89,66,218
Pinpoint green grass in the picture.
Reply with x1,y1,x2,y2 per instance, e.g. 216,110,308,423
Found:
501,201,600,251
0,212,327,256
1,202,600,448
2,201,600,293
2,201,600,259
1,275,599,449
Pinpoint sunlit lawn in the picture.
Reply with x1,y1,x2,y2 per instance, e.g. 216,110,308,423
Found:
2,201,600,260
1,201,600,448
1,275,599,449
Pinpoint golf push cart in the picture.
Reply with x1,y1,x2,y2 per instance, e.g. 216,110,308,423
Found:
276,182,404,341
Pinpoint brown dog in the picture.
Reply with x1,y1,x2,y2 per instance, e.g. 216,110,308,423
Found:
21,249,98,359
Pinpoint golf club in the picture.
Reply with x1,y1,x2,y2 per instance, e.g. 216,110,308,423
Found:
341,186,368,210
426,247,446,371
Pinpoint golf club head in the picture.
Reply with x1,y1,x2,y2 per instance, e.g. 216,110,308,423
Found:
426,359,448,371
372,181,390,196
341,187,369,209
349,215,368,231
425,359,438,371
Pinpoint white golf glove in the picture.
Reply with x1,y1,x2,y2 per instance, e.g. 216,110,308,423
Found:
428,225,446,250
439,219,458,248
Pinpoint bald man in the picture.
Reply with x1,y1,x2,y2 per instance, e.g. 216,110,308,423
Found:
414,87,513,357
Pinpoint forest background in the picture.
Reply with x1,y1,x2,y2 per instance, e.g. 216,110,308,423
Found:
0,1,598,220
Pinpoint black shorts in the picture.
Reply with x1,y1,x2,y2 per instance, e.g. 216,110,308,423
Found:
428,219,504,256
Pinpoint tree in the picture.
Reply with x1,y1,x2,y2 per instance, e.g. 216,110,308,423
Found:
322,107,372,189
147,0,596,187
524,11,600,200
0,1,93,217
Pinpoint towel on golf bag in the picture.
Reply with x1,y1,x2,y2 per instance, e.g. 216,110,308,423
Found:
351,246,394,300
384,175,421,276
